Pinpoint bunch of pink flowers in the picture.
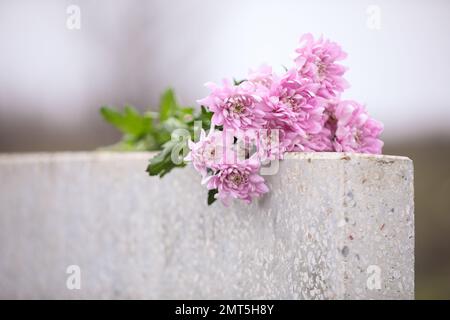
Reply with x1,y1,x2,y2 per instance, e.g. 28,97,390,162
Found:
186,34,384,205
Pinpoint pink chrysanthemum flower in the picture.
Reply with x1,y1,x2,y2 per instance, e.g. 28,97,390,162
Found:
255,128,287,161
246,64,275,90
185,128,233,176
197,80,267,131
205,156,269,206
332,100,384,154
264,69,325,142
285,126,334,152
294,33,349,98
233,128,287,162
187,34,385,206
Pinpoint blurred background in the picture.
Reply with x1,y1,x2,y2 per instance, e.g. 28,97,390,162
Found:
0,0,449,299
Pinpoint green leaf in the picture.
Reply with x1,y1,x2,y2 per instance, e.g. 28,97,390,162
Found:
179,107,195,123
197,106,213,130
97,140,142,152
146,140,187,177
100,91,214,152
162,117,188,132
154,131,172,146
100,105,152,138
207,189,218,205
159,88,178,121
233,78,246,86
100,88,224,206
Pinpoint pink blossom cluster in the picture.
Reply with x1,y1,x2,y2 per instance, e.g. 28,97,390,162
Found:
186,34,384,205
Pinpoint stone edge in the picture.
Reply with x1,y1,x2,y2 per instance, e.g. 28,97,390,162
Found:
0,151,412,164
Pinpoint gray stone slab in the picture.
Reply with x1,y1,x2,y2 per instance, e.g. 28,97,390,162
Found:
0,152,414,299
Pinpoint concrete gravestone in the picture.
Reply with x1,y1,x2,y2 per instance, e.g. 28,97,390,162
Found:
0,152,414,299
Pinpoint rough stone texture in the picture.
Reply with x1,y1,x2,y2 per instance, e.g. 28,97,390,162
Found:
0,152,414,299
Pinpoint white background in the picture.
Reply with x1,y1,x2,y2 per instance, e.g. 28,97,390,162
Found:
0,0,449,150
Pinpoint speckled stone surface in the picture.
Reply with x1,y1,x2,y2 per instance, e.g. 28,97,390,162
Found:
0,152,414,299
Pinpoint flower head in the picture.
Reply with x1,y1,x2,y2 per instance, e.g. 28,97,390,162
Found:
332,100,384,154
246,64,275,90
294,33,348,98
263,69,326,151
197,80,267,131
185,128,233,176
205,156,269,206
233,127,287,162
285,126,334,152
187,34,384,206
268,69,324,132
